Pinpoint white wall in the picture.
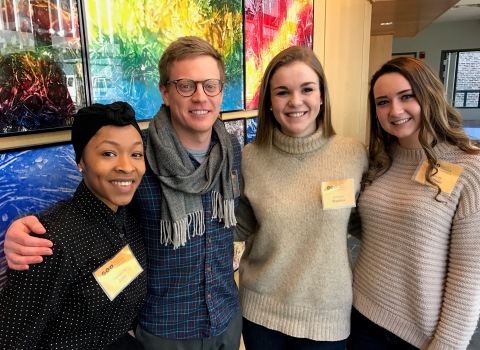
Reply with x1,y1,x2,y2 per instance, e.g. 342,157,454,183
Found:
393,20,480,121
393,20,480,73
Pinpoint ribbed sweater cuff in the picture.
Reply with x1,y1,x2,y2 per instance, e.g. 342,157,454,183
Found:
241,286,350,341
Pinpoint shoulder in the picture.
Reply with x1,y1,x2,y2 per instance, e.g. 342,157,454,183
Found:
330,135,368,163
38,197,75,224
439,144,480,213
241,142,262,164
439,143,480,175
242,142,255,154
453,151,480,190
38,197,87,245
331,135,366,151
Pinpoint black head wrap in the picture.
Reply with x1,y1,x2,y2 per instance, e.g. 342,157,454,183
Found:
71,101,141,164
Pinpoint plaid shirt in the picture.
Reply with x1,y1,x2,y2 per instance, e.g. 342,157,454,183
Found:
134,131,241,339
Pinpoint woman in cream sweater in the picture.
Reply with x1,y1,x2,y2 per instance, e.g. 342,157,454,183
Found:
235,46,367,349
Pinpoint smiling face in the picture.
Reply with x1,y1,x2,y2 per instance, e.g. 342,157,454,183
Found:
373,72,422,149
269,61,321,138
79,124,145,212
160,55,223,148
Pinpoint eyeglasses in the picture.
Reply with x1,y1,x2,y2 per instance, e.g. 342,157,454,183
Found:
166,79,224,97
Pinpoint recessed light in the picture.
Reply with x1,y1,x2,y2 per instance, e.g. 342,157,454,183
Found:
452,4,480,9
380,22,393,26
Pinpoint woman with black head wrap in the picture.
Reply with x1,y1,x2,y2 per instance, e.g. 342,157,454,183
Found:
0,102,147,350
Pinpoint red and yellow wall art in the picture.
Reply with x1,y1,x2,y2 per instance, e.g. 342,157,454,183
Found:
85,0,244,119
245,0,313,109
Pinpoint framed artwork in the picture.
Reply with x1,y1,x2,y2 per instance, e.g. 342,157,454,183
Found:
84,0,244,120
0,0,244,143
0,144,80,235
246,117,258,144
0,143,80,289
0,0,85,135
224,118,245,148
245,0,313,109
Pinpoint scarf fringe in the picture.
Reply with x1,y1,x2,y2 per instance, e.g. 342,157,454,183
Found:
159,193,237,249
160,211,205,249
212,191,237,228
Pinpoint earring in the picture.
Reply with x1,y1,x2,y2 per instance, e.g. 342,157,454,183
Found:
78,167,83,172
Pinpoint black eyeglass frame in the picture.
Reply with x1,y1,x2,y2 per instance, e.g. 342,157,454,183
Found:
166,79,224,97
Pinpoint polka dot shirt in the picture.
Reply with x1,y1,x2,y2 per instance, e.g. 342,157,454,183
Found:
0,181,147,349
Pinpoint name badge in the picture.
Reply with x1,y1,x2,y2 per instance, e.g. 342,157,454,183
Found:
413,159,463,194
93,245,143,301
321,179,356,210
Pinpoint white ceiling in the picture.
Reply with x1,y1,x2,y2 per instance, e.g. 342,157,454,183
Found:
434,0,480,23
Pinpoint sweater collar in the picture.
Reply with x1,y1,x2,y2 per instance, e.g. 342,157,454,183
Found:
392,142,425,163
272,126,330,155
392,141,453,163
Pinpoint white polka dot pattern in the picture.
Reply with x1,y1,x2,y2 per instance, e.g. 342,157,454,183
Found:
0,181,147,349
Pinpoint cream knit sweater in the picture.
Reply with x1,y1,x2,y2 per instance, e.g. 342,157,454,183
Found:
235,127,368,341
353,142,480,350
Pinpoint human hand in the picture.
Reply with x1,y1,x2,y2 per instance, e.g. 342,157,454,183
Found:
4,216,53,270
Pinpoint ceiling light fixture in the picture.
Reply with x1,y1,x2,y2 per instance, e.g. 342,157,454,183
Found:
451,4,480,9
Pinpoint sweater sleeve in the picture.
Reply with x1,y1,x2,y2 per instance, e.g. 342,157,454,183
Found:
426,210,480,350
234,194,257,242
234,144,258,242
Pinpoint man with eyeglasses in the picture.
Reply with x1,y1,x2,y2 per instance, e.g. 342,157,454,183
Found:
4,36,243,350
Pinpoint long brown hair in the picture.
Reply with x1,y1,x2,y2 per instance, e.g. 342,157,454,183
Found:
254,46,335,148
363,57,479,198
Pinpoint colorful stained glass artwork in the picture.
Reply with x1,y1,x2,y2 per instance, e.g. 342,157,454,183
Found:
245,0,313,109
224,119,245,148
0,144,80,289
246,117,258,144
85,0,244,120
0,0,85,134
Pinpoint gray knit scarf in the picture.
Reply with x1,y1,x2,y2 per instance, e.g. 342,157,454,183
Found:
146,106,236,249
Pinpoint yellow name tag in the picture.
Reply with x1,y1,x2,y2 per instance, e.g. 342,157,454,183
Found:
321,179,356,210
93,245,143,301
413,159,463,194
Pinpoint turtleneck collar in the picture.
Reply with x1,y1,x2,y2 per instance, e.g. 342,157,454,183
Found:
272,126,331,155
391,142,425,163
391,141,454,163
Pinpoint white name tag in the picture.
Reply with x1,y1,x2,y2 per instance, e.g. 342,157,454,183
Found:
93,245,143,301
321,179,356,210
413,159,462,194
